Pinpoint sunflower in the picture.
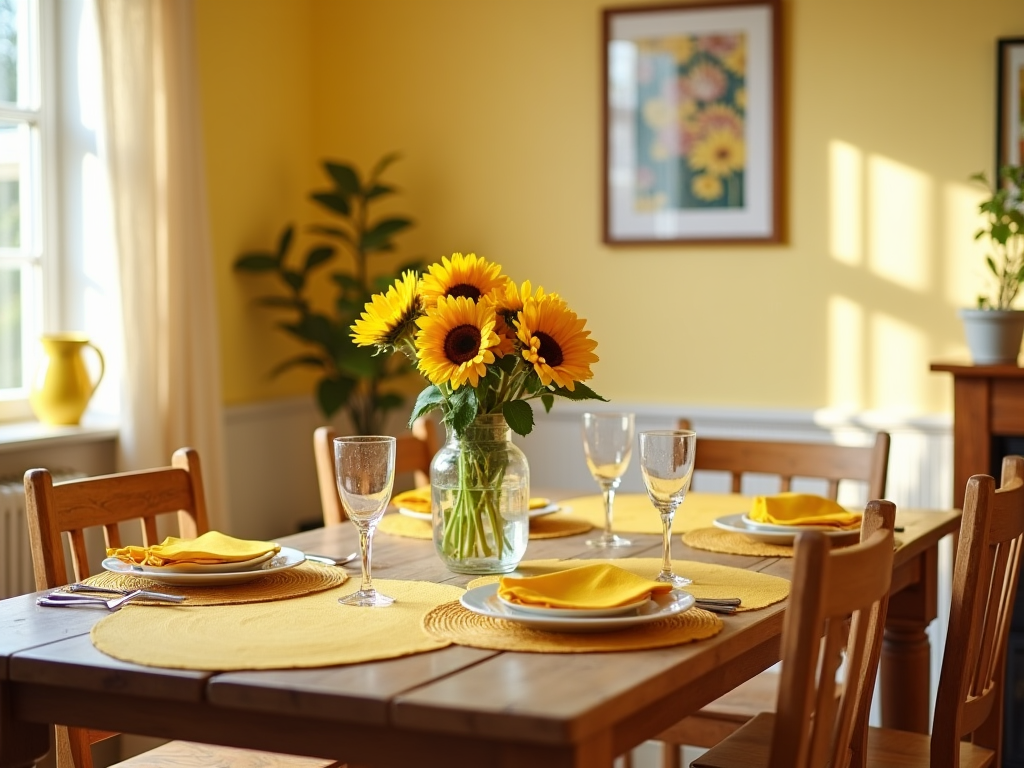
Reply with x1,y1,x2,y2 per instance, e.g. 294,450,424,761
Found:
515,295,598,390
415,295,500,389
689,128,746,177
350,270,421,349
492,280,559,357
692,172,724,201
418,252,507,310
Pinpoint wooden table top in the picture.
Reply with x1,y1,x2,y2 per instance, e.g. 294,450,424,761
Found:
0,497,962,768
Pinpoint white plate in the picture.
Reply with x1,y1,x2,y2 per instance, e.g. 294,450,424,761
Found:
460,583,694,633
713,513,859,544
131,549,277,574
398,503,564,522
497,593,650,618
101,546,305,586
739,514,841,533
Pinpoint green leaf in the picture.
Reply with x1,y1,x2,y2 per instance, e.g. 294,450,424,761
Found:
308,225,355,247
365,183,395,201
304,245,334,273
446,387,478,435
502,399,534,437
323,161,361,196
336,342,379,379
361,217,413,252
282,270,304,293
368,152,401,181
317,376,357,419
311,191,351,217
987,256,999,276
375,392,405,413
410,385,446,426
547,381,608,402
276,225,294,261
541,393,554,412
268,354,326,378
234,253,278,272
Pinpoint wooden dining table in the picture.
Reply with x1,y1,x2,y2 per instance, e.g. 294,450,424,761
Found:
0,493,960,768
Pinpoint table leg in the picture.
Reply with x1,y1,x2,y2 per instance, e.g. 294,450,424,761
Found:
880,548,938,733
0,682,50,768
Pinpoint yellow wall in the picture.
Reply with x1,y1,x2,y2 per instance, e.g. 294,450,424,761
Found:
197,0,1024,417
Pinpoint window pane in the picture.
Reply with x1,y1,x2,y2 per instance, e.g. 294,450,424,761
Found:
0,263,21,388
0,0,18,105
0,122,22,248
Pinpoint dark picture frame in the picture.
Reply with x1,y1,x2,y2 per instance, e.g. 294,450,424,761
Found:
997,37,1024,175
602,0,782,245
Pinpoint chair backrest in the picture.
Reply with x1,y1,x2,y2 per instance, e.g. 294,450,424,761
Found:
931,454,1024,759
24,447,208,589
314,418,440,526
678,419,890,501
22,447,209,768
771,499,897,768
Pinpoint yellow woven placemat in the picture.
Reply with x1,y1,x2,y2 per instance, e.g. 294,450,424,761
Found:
376,511,592,540
561,492,751,535
682,528,797,557
90,579,463,670
423,600,723,653
467,558,790,612
74,562,349,606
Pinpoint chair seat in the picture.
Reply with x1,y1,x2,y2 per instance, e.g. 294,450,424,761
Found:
692,714,996,768
109,741,341,768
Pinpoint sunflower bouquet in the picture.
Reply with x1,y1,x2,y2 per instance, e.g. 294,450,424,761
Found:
351,252,605,571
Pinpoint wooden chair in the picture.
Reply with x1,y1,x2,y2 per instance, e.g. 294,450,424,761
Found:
690,499,897,768
690,456,1024,768
655,423,892,764
23,448,340,768
314,418,440,526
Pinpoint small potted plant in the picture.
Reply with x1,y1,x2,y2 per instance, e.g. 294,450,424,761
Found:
961,164,1024,365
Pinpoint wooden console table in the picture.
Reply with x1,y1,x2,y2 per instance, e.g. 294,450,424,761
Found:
930,362,1024,508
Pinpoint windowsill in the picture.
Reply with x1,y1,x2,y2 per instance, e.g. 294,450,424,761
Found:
0,420,119,453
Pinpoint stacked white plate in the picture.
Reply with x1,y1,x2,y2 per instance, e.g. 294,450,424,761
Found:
100,546,305,586
712,513,859,544
458,583,694,633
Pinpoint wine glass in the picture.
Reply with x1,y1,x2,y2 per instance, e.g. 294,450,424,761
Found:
334,435,396,607
582,412,635,548
638,429,696,587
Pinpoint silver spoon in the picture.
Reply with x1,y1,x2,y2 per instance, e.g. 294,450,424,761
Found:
304,552,358,566
66,584,186,602
37,589,148,611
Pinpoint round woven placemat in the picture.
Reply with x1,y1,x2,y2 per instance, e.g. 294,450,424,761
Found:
91,579,462,670
682,528,796,557
74,562,349,606
376,511,592,540
467,558,790,612
423,600,722,652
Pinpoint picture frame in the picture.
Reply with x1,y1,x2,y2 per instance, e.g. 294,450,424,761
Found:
602,0,782,245
997,37,1024,174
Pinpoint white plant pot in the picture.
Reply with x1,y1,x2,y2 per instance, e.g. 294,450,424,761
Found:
959,308,1024,365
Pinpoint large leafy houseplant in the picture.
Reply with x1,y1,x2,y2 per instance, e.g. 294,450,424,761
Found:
960,164,1024,365
234,154,420,432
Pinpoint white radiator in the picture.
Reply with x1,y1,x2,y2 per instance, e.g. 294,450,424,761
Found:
0,471,85,598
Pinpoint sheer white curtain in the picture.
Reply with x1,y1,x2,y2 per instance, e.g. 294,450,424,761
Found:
94,0,230,530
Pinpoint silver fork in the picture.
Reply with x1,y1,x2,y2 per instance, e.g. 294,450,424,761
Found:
36,589,149,611
66,584,186,602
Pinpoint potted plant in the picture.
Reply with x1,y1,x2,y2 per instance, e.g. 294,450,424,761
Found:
234,153,421,432
961,164,1024,365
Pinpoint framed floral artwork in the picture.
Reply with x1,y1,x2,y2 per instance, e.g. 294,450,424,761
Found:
602,0,782,244
997,37,1024,173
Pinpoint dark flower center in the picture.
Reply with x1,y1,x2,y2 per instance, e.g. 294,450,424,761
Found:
446,284,482,301
534,332,563,367
445,324,482,364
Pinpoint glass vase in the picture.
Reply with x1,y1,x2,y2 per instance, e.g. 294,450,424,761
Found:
430,414,530,574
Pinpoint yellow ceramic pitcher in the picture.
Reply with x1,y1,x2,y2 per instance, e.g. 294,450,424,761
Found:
29,334,106,425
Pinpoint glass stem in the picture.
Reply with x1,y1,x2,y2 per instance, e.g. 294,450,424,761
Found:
602,483,617,540
660,511,675,579
358,526,374,593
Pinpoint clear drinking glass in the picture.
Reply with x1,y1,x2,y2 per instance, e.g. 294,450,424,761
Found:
334,435,396,607
639,429,697,587
582,412,635,548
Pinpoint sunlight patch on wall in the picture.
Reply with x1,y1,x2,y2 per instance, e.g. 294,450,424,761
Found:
944,181,988,308
827,295,864,409
867,156,933,293
870,312,929,412
829,141,863,266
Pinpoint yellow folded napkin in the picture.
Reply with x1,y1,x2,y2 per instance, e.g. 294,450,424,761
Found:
107,530,281,567
749,493,862,531
392,487,551,514
498,563,673,609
